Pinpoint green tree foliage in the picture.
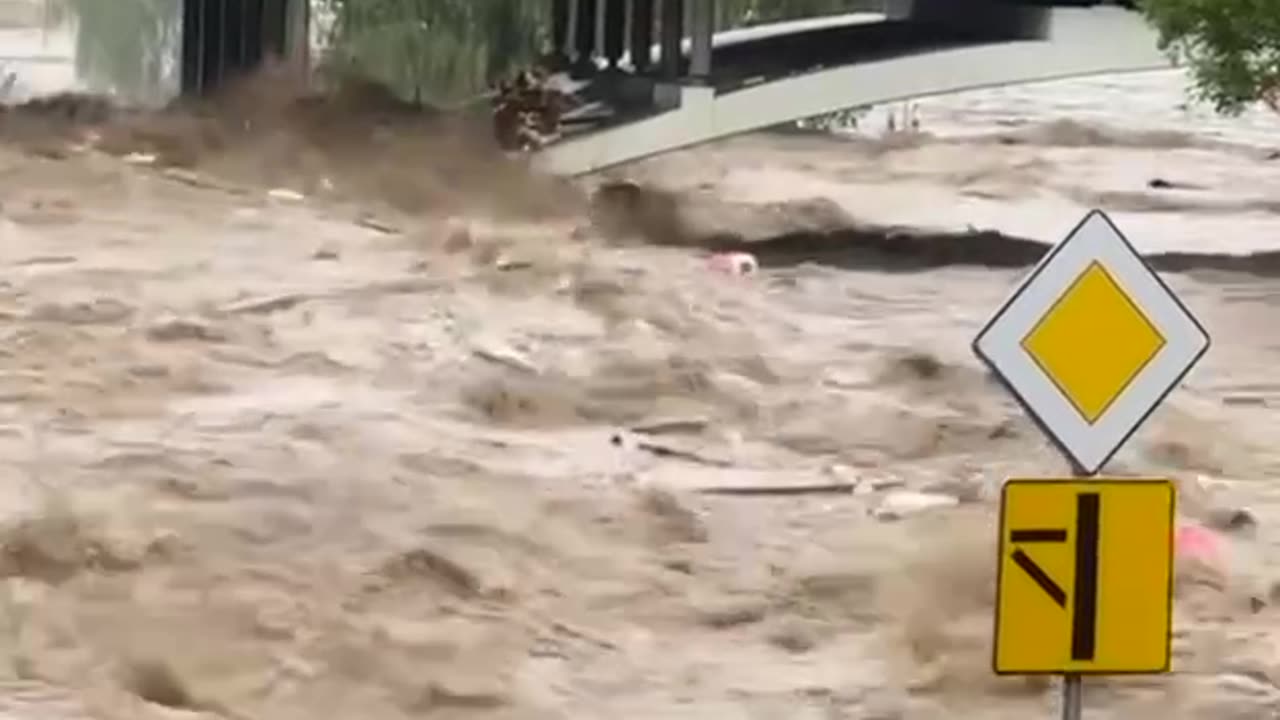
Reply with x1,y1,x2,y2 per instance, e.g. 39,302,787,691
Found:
63,0,180,104
1139,0,1280,114
319,0,882,104
318,0,544,105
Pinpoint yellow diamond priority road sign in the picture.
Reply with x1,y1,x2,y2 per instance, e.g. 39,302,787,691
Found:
973,210,1209,474
993,478,1175,675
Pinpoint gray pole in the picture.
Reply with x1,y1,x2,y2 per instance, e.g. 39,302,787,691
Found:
689,0,713,80
630,0,653,72
659,0,683,80
1062,675,1082,720
550,0,570,66
573,0,599,76
603,0,625,68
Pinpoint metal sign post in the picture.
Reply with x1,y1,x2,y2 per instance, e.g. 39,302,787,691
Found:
973,210,1208,716
1062,673,1082,720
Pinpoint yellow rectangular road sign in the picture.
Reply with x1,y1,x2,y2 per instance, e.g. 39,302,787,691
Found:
993,478,1175,675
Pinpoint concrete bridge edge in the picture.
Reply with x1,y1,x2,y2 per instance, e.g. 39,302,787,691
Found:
534,6,1173,177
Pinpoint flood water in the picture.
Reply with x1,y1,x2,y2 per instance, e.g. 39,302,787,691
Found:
0,10,1279,720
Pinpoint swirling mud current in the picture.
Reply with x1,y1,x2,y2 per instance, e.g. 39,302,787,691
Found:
0,66,1277,720
591,178,1280,276
591,92,1280,276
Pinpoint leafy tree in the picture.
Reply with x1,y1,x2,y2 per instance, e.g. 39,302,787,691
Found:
1139,0,1280,114
317,0,544,105
63,0,181,104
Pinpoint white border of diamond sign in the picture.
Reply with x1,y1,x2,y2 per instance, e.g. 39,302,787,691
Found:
973,210,1210,474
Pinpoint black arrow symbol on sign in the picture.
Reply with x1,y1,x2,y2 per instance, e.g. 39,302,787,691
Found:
1008,493,1101,661
1009,529,1067,607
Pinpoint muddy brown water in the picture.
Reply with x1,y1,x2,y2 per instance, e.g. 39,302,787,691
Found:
0,60,1277,719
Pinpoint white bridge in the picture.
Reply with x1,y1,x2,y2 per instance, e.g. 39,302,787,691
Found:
533,0,1170,176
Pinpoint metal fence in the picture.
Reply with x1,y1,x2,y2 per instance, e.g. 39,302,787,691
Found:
180,0,298,95
4,0,896,106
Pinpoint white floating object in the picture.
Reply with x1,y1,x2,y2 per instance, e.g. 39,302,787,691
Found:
267,188,305,202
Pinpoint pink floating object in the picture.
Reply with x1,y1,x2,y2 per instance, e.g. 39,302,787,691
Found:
1176,523,1224,565
706,251,759,276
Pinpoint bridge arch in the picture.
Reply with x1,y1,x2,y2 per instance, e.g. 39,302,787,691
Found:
534,3,1172,176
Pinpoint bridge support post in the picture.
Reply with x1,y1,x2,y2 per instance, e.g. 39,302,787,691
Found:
659,0,683,80
603,0,626,69
689,0,713,81
548,0,571,69
630,0,654,73
571,0,600,78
